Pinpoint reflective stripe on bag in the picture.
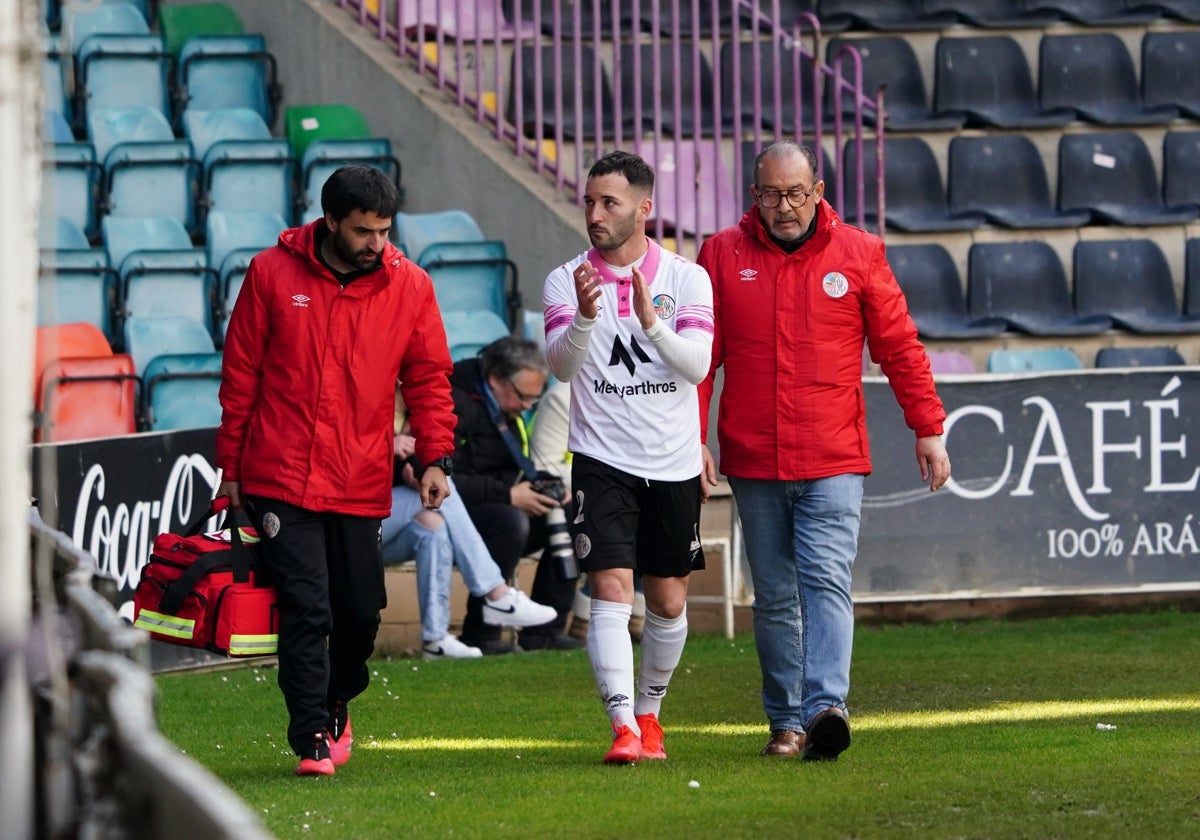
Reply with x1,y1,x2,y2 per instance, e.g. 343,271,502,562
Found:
134,609,196,640
227,633,278,655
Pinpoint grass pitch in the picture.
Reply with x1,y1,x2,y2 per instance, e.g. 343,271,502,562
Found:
156,610,1200,839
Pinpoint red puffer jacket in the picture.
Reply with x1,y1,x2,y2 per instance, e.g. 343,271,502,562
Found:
217,219,457,516
697,201,945,481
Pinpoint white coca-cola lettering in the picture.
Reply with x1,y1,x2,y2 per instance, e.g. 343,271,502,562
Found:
70,454,220,593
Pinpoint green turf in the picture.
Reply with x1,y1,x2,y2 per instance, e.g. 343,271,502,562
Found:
156,610,1200,839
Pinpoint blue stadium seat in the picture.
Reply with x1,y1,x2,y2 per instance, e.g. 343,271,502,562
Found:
142,351,224,431
887,243,1007,339
177,34,279,128
183,107,295,223
43,142,102,242
63,1,149,57
841,137,984,233
88,107,201,234
40,217,91,251
393,210,484,261
1040,33,1178,126
43,36,72,128
205,210,287,341
1074,239,1200,334
74,33,170,130
123,315,217,379
933,35,1074,129
1058,132,1198,226
298,137,401,223
987,348,1084,373
949,135,1090,230
1163,132,1200,215
420,240,519,329
441,309,512,362
967,241,1112,336
1095,346,1187,368
102,215,193,270
826,36,965,131
37,248,119,342
1142,31,1200,120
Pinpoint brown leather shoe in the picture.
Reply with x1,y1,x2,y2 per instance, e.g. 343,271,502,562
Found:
802,707,850,761
760,729,805,757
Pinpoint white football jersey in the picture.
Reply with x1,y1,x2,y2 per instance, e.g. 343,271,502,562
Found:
543,240,714,481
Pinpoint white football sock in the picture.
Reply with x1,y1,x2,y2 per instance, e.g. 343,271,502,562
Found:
587,599,637,734
635,607,688,718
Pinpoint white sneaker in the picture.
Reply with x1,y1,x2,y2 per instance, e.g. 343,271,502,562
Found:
482,588,558,628
422,635,483,660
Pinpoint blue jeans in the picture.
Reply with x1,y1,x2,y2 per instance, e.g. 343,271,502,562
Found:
728,474,864,731
381,479,505,642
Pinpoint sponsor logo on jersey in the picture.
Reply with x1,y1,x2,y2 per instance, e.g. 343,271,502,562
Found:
739,268,758,282
608,335,652,375
822,272,849,299
291,294,311,308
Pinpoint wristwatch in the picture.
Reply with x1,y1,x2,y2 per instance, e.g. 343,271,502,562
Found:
427,456,454,476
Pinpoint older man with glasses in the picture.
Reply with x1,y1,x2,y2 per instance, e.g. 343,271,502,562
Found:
697,141,952,762
445,336,583,654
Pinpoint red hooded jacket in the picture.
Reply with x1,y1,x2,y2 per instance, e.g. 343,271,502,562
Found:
216,219,457,516
697,200,945,481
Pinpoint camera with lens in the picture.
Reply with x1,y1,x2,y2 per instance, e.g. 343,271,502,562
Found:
531,472,577,579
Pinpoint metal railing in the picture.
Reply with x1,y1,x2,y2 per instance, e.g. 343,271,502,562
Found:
334,0,885,254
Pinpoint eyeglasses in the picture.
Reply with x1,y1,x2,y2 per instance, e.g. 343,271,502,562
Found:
508,379,542,406
754,184,818,209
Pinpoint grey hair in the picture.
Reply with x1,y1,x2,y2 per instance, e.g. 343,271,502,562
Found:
752,141,820,187
478,336,548,380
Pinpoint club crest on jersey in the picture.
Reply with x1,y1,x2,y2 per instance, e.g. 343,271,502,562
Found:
822,272,848,299
652,294,676,319
262,512,281,538
575,533,592,558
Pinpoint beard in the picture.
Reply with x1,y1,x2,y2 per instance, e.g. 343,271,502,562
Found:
588,210,638,253
329,228,380,269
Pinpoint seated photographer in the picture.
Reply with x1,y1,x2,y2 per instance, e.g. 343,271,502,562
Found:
381,426,557,659
449,337,581,654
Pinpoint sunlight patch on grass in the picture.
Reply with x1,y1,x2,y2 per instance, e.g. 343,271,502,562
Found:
678,697,1200,736
364,736,585,752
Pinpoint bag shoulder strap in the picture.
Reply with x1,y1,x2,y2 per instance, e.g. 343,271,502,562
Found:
157,501,253,614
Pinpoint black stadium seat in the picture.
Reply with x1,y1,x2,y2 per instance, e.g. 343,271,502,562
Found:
934,35,1074,129
967,241,1111,336
1095,346,1187,368
1142,31,1200,120
1073,239,1200,334
826,36,964,132
887,243,1007,340
948,134,1090,229
1163,132,1200,215
1040,33,1179,126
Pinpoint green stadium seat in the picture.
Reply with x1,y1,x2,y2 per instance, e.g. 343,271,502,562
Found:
284,103,371,159
157,2,244,58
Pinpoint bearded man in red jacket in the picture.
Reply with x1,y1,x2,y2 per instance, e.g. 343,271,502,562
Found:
217,165,458,776
698,142,952,762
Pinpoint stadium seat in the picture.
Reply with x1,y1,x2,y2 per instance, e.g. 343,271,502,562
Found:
205,210,286,340
508,43,616,141
183,108,294,223
393,210,484,262
887,244,1007,339
420,240,519,328
44,111,75,144
37,249,120,341
986,348,1084,373
1183,238,1200,318
298,137,401,222
617,42,719,137
926,350,978,375
141,351,225,431
1143,31,1200,120
1163,132,1200,215
1095,346,1187,368
1058,132,1198,226
639,140,738,237
841,137,983,233
40,216,90,251
1074,239,1200,334
62,1,149,57
177,34,280,129
718,38,820,136
87,106,201,235
74,33,171,130
34,322,114,396
43,142,102,242
157,2,244,58
284,103,371,159
817,0,957,30
1024,0,1162,24
503,0,643,37
933,35,1074,129
102,215,193,271
1142,0,1200,21
966,241,1111,336
923,0,1063,27
825,36,964,131
441,309,511,361
123,315,217,378
42,36,72,129
36,353,139,443
948,135,1090,229
1039,33,1179,126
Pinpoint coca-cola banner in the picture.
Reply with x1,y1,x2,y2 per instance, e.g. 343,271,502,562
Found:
30,428,220,622
858,369,1200,595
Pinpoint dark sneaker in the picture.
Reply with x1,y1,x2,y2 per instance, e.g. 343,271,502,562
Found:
328,703,352,767
802,707,850,762
295,731,335,777
603,724,642,765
